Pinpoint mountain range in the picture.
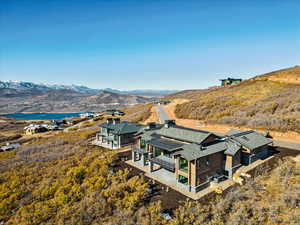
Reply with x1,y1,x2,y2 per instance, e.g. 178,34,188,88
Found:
0,80,166,113
0,81,177,97
0,89,153,113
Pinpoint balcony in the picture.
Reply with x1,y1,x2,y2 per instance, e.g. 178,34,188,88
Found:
150,155,175,172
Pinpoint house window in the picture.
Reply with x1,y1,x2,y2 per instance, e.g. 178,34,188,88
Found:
179,157,188,172
178,175,188,185
154,147,163,156
140,139,146,149
206,157,210,166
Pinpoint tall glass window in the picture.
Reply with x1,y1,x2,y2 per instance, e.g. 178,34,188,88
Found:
140,139,146,149
179,157,188,172
154,147,163,156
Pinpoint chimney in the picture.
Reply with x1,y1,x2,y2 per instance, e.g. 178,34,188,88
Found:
147,122,156,130
200,145,206,151
164,120,176,128
106,118,113,124
113,118,121,125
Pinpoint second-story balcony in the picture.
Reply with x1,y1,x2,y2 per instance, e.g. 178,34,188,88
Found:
150,155,175,172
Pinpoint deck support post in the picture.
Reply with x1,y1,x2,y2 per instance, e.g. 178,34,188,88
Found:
141,154,146,166
149,161,154,172
132,151,136,162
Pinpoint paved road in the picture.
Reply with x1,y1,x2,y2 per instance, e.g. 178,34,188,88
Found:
156,106,170,123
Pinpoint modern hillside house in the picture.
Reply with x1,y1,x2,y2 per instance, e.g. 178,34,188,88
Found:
93,118,144,149
220,78,242,86
131,121,272,193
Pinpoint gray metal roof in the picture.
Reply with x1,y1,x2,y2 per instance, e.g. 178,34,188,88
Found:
226,129,272,150
156,126,214,144
224,140,241,156
180,142,227,161
147,138,184,152
99,121,144,135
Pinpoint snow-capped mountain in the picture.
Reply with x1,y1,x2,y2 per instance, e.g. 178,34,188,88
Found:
0,81,179,96
0,81,100,94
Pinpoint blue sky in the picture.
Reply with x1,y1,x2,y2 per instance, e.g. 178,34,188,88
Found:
1,0,299,90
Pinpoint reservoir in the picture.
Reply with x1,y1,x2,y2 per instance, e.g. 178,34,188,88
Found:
2,112,83,120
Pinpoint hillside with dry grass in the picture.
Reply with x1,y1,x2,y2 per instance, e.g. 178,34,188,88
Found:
121,103,153,123
172,66,300,133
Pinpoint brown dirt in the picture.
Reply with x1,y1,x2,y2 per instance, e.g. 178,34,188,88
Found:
143,106,159,124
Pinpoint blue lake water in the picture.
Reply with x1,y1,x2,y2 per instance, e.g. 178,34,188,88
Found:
2,112,83,120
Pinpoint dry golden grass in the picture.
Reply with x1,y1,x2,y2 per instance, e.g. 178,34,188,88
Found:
121,103,153,123
256,65,300,84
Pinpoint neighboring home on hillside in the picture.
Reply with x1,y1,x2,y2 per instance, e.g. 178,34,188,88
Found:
80,112,95,119
157,100,171,105
105,109,125,116
52,119,66,126
24,123,60,135
24,124,48,135
131,121,273,193
220,78,242,86
0,142,21,152
93,118,144,149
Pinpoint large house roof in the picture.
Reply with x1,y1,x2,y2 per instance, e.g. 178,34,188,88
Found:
180,142,227,161
155,126,214,144
224,140,241,156
226,129,272,150
99,121,144,135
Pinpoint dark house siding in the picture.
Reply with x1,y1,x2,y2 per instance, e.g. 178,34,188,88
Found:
195,152,224,186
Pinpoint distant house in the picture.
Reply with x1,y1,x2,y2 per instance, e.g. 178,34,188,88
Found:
80,112,95,119
93,118,144,149
157,100,171,105
105,109,125,116
24,124,48,135
0,143,21,152
94,113,103,117
131,121,273,193
220,78,242,86
52,119,66,126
